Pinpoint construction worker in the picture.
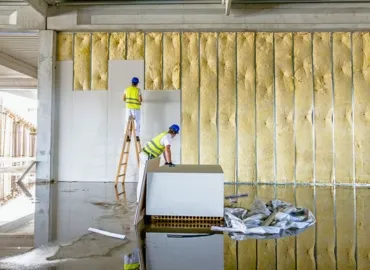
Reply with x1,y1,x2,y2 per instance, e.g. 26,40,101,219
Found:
123,77,142,142
136,124,180,202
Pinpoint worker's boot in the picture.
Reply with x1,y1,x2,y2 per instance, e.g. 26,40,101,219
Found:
136,136,140,142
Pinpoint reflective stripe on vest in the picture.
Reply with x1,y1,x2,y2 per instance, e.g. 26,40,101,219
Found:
143,131,167,158
125,86,140,109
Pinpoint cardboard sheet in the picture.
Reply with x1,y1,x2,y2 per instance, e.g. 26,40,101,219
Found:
127,32,144,60
237,185,257,269
313,32,334,183
353,33,370,183
237,32,256,183
294,33,313,183
57,32,73,61
356,188,370,269
336,187,355,269
163,32,180,90
275,33,294,183
316,187,335,269
73,33,91,90
276,185,295,270
257,185,276,269
218,32,236,182
296,186,315,269
145,32,162,90
91,33,108,90
200,33,217,165
109,32,126,60
333,32,353,183
181,32,199,164
256,33,274,183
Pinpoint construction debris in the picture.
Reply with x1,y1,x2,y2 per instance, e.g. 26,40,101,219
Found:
211,198,316,240
88,227,126,240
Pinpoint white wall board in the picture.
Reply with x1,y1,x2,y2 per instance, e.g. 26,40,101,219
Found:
54,60,180,182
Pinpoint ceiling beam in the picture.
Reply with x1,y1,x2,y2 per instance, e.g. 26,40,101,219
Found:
0,77,37,90
0,52,37,79
24,0,48,17
225,0,231,15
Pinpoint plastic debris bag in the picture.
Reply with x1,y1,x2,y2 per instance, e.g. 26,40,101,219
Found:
211,198,316,240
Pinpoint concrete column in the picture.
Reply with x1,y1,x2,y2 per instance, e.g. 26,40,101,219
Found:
36,30,56,182
34,30,56,247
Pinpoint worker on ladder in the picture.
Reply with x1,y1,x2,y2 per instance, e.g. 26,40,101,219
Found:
136,124,180,202
123,77,142,142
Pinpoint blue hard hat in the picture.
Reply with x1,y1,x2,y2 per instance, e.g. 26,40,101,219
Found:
169,124,180,134
132,77,139,84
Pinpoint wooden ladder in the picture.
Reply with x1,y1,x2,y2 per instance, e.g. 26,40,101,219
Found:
115,116,141,187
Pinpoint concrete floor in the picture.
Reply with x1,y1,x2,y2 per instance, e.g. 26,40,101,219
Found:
0,182,368,269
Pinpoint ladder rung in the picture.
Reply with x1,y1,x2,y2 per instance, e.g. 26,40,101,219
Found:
121,163,127,165
118,174,125,177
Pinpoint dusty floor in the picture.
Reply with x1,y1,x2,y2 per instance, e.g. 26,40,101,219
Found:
0,182,369,270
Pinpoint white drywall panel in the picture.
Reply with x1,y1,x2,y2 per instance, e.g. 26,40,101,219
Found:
71,91,108,182
146,232,224,270
55,60,180,182
141,90,181,165
146,165,224,217
107,60,144,182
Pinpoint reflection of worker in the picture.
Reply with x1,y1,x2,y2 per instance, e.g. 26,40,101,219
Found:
123,77,142,142
136,124,180,202
123,248,140,270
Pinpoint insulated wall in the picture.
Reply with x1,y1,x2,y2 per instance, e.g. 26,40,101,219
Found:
56,32,370,184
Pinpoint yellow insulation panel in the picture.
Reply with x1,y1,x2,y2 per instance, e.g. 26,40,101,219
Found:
256,33,274,183
163,32,180,90
57,32,73,61
356,188,370,269
73,33,91,91
127,32,144,60
145,32,162,90
109,32,126,60
181,32,199,164
296,186,315,269
294,33,314,183
333,32,353,183
218,32,236,182
257,185,275,270
200,33,217,165
237,32,256,183
275,33,294,183
313,32,334,183
91,33,108,90
336,187,356,269
276,185,295,270
237,185,256,269
353,33,370,183
316,187,335,270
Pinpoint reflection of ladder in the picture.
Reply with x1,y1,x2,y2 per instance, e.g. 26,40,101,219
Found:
115,116,141,187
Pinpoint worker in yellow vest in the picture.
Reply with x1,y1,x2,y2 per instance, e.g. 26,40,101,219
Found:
123,77,142,142
136,124,180,202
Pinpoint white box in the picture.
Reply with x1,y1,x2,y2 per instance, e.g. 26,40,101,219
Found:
146,165,224,217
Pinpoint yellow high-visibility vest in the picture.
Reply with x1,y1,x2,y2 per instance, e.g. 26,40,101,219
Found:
125,86,141,109
143,131,167,158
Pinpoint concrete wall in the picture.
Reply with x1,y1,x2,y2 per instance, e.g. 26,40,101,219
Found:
54,60,180,182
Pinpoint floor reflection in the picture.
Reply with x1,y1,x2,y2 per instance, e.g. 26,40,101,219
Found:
0,182,368,270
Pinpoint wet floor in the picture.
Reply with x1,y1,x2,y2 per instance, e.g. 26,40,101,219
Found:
0,182,369,270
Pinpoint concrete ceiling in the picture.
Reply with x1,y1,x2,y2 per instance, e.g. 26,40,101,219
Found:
0,33,38,99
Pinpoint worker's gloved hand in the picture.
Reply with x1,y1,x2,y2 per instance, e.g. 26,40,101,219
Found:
165,162,176,167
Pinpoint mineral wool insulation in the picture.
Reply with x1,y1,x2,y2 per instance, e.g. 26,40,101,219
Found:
57,31,370,185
